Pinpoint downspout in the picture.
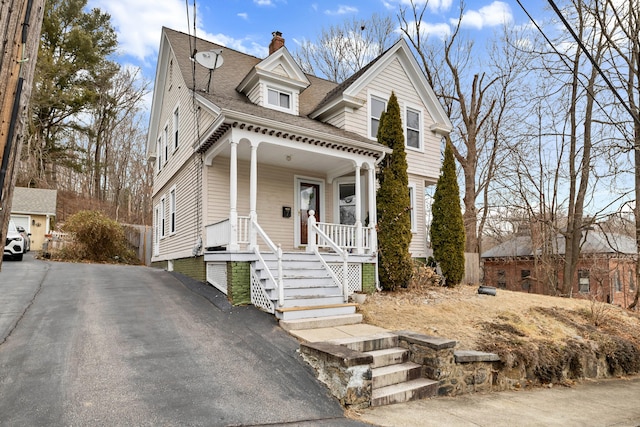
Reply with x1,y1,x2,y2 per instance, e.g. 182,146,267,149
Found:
373,151,386,291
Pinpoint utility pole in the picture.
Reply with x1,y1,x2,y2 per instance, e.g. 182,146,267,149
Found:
0,0,45,271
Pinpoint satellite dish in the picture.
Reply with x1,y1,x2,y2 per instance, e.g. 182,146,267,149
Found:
195,50,223,69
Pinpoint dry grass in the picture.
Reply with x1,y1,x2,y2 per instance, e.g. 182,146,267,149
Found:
359,283,640,351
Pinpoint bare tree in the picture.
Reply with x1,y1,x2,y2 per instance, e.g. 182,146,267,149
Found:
399,1,527,256
293,14,398,83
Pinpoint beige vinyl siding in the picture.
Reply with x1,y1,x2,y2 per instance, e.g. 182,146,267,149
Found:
206,157,334,251
247,83,262,105
153,50,217,196
324,112,346,129
342,58,441,180
154,153,201,259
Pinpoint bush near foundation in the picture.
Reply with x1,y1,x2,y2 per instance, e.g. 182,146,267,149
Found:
57,210,139,264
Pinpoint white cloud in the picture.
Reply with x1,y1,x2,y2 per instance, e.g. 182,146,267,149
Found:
402,20,452,41
90,0,187,62
237,12,249,20
253,0,273,5
88,0,268,62
454,1,513,30
325,5,358,15
396,0,453,13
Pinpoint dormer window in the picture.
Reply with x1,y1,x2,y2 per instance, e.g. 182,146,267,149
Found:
267,87,291,110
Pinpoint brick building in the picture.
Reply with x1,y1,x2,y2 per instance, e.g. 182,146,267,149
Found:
482,231,637,306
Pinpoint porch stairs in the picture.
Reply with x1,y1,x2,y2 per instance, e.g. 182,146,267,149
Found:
256,252,357,321
331,333,439,406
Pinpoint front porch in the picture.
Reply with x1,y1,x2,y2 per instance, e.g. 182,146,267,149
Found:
203,213,378,320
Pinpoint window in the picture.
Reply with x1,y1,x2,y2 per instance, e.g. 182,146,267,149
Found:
163,125,169,164
156,137,162,173
339,183,356,225
497,270,506,289
159,196,166,238
578,269,590,293
267,88,290,109
408,183,416,232
630,270,635,291
169,187,176,234
406,107,421,149
370,96,386,138
521,270,531,291
614,270,622,292
173,107,179,151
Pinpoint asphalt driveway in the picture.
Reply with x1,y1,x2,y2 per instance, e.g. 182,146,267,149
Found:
0,255,369,426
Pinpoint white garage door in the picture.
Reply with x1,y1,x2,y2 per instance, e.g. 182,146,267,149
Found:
11,215,30,233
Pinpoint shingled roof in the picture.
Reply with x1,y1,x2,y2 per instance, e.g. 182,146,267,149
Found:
482,231,637,258
11,187,57,216
161,27,386,149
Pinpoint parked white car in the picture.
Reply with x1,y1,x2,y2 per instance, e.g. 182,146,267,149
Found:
4,220,25,261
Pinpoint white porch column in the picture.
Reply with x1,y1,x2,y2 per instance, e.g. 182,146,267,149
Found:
248,142,258,250
354,163,363,254
229,140,239,251
367,165,377,254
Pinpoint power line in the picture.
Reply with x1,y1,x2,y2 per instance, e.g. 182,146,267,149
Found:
516,0,636,143
546,0,640,126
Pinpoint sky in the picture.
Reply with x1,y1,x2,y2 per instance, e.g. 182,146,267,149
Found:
86,0,546,85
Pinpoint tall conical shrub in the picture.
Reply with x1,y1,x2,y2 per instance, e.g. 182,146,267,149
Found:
430,139,465,286
376,92,412,291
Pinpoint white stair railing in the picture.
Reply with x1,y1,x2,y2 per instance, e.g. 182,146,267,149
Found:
307,210,349,302
251,220,284,307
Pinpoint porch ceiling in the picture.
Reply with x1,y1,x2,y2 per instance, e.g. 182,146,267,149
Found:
215,141,359,176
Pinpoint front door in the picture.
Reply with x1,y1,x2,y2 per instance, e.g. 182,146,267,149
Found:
299,181,320,245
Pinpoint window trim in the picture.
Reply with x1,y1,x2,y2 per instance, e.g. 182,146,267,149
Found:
154,204,161,256
368,91,388,140
404,104,424,152
169,186,176,235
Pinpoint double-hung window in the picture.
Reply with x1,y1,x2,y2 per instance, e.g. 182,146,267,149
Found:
169,187,176,234
370,96,386,138
173,107,179,151
156,137,162,173
163,125,169,165
406,107,421,149
159,196,166,238
578,270,590,293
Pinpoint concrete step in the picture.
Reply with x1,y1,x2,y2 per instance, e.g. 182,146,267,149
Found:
367,347,409,369
328,332,398,352
372,362,422,389
275,303,357,320
371,378,438,407
281,294,345,308
279,314,363,331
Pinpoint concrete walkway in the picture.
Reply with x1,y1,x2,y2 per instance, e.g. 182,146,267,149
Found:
286,323,640,427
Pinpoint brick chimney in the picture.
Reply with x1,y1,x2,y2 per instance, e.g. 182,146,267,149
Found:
269,31,284,55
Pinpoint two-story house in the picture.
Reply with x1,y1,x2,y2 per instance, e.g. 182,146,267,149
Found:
147,28,452,322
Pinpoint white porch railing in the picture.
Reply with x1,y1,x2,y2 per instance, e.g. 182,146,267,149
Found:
250,220,284,308
205,216,250,248
307,210,349,303
315,222,373,253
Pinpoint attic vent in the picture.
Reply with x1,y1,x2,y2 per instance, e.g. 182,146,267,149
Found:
269,31,284,55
